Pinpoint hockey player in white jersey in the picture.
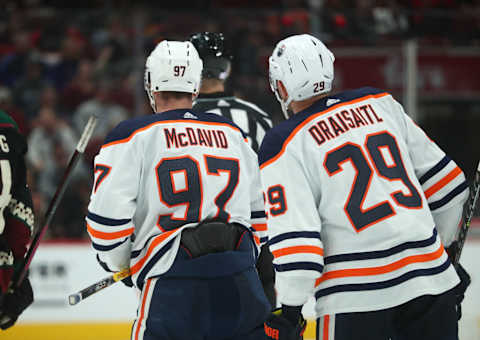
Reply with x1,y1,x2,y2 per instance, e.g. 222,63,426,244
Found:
260,34,471,340
86,40,270,340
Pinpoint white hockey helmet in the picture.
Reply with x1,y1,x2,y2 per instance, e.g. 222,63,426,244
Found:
269,34,335,118
144,40,203,112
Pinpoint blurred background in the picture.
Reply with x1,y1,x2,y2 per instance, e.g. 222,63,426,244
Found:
1,0,479,339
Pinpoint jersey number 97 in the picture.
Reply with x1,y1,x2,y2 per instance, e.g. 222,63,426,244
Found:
155,155,239,231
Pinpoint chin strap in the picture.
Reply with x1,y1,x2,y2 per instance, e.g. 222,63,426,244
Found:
280,95,294,119
280,101,289,119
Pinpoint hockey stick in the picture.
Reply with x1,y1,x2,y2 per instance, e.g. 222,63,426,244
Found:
9,115,98,290
68,268,131,305
452,160,480,267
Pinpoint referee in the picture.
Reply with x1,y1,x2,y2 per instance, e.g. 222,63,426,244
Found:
190,32,272,153
190,32,276,308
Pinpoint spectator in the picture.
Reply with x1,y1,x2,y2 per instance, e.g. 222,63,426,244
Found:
61,59,96,114
73,79,129,143
27,107,85,198
372,0,408,36
12,57,47,118
0,86,28,135
0,31,32,87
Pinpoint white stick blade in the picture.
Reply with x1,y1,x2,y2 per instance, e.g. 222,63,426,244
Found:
76,115,98,153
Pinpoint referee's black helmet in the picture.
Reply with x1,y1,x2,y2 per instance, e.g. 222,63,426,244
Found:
189,32,232,80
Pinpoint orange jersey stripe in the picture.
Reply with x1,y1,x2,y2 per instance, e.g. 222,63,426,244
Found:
315,244,444,286
424,166,462,199
272,245,324,258
323,315,330,340
260,92,389,170
102,119,243,149
134,278,152,340
86,223,134,240
252,223,267,231
130,229,178,275
253,234,261,245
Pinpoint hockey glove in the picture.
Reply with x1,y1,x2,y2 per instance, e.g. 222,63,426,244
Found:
446,241,471,320
0,237,14,294
453,263,471,320
96,254,133,287
264,306,306,340
0,277,33,330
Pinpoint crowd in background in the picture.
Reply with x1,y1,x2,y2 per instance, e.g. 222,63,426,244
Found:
0,0,479,239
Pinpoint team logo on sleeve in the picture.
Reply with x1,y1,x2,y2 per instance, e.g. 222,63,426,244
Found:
326,98,340,106
183,112,198,119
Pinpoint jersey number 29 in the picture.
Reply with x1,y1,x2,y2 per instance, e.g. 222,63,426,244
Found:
325,131,422,232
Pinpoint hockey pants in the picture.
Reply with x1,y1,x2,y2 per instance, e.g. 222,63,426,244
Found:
316,288,459,340
130,266,270,340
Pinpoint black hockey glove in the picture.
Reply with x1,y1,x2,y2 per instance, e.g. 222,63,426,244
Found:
446,241,471,320
453,263,471,320
96,254,133,288
264,306,306,340
0,277,34,330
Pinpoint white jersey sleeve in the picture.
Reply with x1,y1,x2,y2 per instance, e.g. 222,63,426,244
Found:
86,125,141,271
388,99,469,246
241,140,268,255
259,131,323,306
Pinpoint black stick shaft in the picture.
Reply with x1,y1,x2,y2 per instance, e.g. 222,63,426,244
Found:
69,268,131,305
13,154,81,287
11,116,97,288
453,160,480,266
79,275,116,301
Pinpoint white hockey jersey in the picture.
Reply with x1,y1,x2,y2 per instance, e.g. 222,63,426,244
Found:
86,109,267,288
258,87,468,316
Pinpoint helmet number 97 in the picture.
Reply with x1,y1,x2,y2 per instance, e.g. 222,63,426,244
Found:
174,65,186,77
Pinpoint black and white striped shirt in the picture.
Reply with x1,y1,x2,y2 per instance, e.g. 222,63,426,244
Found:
193,92,272,153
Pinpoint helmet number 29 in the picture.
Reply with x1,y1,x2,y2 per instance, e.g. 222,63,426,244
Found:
174,65,186,77
313,81,325,93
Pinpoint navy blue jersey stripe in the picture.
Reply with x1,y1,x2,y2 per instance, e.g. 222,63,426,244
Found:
259,87,386,167
325,229,437,264
429,181,469,210
419,156,451,185
87,211,131,226
268,231,322,246
92,238,129,251
131,234,159,259
104,109,246,145
251,210,267,219
274,262,324,273
315,257,450,299
260,236,268,244
136,239,174,290
315,258,450,299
